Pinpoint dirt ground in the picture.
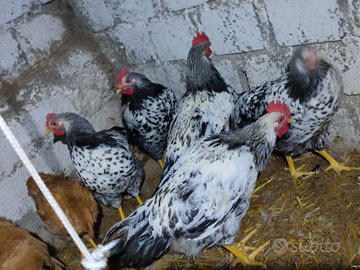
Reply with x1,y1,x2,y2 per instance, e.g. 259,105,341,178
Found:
55,148,360,270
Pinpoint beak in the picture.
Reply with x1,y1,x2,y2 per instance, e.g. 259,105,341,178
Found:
116,87,123,94
287,118,293,124
46,128,53,135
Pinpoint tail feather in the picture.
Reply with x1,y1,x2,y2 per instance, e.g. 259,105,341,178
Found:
102,208,171,268
108,126,127,136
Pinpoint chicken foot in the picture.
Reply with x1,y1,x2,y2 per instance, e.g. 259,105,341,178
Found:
88,239,97,249
223,229,269,268
285,156,317,181
79,239,98,265
158,159,164,169
315,150,360,174
135,195,143,205
118,206,126,220
118,196,143,220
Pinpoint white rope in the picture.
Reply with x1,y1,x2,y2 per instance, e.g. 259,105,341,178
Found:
0,114,107,270
81,241,118,269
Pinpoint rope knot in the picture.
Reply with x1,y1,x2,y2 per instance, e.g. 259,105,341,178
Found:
82,241,118,270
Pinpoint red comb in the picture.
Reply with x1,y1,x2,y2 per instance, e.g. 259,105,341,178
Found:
46,113,56,127
266,101,291,119
116,68,130,87
305,47,320,69
192,32,210,46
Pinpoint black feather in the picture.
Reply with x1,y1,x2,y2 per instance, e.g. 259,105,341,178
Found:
285,60,331,103
103,209,171,268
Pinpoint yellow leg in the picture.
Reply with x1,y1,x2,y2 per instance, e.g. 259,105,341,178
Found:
88,239,97,249
135,195,143,205
79,239,97,265
118,206,126,220
157,159,164,169
285,155,316,181
156,257,162,270
315,150,360,174
223,229,269,268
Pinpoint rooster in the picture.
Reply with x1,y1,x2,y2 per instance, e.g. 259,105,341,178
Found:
27,172,99,248
234,46,358,179
163,32,237,173
116,69,177,168
46,113,144,220
0,217,64,270
96,101,291,269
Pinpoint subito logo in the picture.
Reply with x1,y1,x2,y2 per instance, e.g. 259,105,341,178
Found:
272,238,288,254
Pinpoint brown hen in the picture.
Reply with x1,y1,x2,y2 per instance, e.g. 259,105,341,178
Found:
0,217,63,270
27,172,99,247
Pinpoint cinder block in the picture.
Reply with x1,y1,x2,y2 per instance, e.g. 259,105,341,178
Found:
212,58,245,94
264,0,342,46
16,15,65,66
131,61,186,99
163,0,207,12
0,0,32,26
328,96,360,152
349,0,360,36
109,0,157,24
243,53,285,89
200,2,264,55
0,30,21,74
67,0,114,32
321,36,360,95
148,15,195,62
110,22,156,64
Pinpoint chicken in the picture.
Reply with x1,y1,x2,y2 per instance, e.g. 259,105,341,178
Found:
98,101,291,269
116,69,177,168
0,217,63,270
46,113,145,220
27,172,99,248
163,32,236,173
234,46,357,180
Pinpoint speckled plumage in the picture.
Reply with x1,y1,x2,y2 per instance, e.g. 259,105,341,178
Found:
234,47,343,157
163,33,236,172
118,72,177,161
46,112,144,209
101,106,291,268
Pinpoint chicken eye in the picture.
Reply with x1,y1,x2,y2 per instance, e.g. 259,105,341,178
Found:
125,79,131,84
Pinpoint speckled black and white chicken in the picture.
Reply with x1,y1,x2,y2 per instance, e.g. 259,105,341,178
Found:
96,101,292,269
46,112,144,220
234,46,357,179
163,32,237,172
116,69,177,168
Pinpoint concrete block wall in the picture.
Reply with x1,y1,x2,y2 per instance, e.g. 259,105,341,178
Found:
0,0,123,229
0,0,360,237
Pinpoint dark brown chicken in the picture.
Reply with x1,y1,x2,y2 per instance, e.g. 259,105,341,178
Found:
27,172,99,247
0,217,63,270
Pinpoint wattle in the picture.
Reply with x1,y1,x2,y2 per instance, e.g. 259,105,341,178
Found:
277,125,289,138
206,48,212,58
122,88,134,95
54,129,65,136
